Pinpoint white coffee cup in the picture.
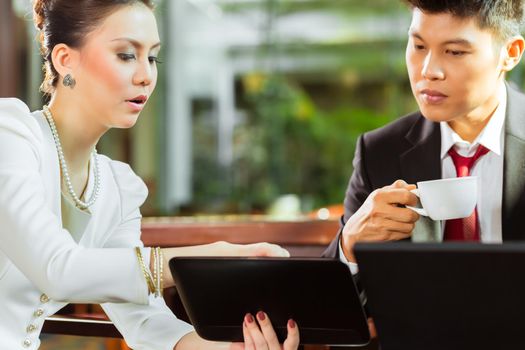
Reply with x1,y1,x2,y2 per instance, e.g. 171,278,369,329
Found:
406,176,478,220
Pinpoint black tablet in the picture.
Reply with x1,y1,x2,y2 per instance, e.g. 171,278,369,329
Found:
354,242,525,350
169,257,370,346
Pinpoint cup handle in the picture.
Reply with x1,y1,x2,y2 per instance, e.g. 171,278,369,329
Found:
406,188,428,216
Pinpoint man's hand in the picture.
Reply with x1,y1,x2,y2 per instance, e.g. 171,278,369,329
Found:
341,180,419,262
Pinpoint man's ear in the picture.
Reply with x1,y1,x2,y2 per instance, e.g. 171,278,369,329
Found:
501,35,525,72
50,43,80,80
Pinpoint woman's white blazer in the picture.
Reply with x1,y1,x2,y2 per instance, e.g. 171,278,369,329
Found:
0,98,193,349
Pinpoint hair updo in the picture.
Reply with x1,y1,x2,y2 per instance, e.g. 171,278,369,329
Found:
33,0,155,95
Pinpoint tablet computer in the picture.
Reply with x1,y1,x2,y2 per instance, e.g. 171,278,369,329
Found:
354,242,525,350
169,257,370,346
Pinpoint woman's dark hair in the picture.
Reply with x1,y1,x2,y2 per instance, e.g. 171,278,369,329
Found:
33,0,155,95
404,0,524,42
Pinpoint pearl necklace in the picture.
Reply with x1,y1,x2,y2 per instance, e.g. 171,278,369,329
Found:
43,105,100,210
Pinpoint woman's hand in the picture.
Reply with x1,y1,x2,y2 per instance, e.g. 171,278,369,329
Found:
231,312,300,350
175,312,300,350
205,241,290,258
162,242,290,288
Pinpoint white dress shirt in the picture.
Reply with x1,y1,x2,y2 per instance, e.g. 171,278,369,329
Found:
339,84,507,272
439,85,506,243
0,98,194,349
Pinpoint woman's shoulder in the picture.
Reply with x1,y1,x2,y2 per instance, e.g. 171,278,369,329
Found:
0,98,31,116
0,98,44,142
99,155,149,212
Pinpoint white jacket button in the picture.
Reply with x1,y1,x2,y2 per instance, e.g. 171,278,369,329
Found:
34,309,44,317
40,294,49,303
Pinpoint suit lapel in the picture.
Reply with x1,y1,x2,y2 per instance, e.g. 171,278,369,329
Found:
400,115,443,242
502,85,525,241
400,116,442,183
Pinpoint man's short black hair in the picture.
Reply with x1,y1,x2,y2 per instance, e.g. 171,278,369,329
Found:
404,0,524,41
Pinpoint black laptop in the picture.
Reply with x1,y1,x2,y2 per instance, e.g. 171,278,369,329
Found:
169,257,370,346
354,242,525,350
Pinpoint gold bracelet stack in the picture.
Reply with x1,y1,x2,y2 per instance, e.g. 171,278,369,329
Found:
153,247,164,297
135,247,164,296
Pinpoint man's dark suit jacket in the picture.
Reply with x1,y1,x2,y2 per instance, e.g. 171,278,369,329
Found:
324,84,525,258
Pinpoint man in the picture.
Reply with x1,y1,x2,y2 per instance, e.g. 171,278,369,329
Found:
324,0,525,272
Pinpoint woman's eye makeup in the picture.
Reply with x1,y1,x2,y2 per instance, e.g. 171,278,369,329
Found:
117,53,136,61
149,56,162,64
117,52,162,64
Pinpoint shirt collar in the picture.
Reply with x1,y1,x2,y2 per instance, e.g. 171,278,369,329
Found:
440,83,506,159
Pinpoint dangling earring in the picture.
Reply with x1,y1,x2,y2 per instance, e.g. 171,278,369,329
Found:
63,74,76,89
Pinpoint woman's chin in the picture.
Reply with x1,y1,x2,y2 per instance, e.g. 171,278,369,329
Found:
113,115,140,129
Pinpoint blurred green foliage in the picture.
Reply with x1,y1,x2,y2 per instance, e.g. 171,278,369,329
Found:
192,73,399,213
245,74,397,210
220,0,407,16
187,0,413,214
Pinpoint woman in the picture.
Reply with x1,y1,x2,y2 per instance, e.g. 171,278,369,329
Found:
0,0,299,349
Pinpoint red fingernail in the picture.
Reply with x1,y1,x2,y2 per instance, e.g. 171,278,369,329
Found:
245,313,254,323
257,311,266,321
288,319,296,328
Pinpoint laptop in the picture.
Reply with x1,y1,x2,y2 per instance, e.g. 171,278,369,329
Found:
354,242,525,350
169,257,370,346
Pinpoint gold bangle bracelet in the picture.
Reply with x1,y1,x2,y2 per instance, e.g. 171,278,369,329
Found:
158,248,164,296
153,247,160,297
135,247,155,294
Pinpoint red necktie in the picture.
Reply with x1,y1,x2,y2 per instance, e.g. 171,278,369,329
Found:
443,145,489,241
